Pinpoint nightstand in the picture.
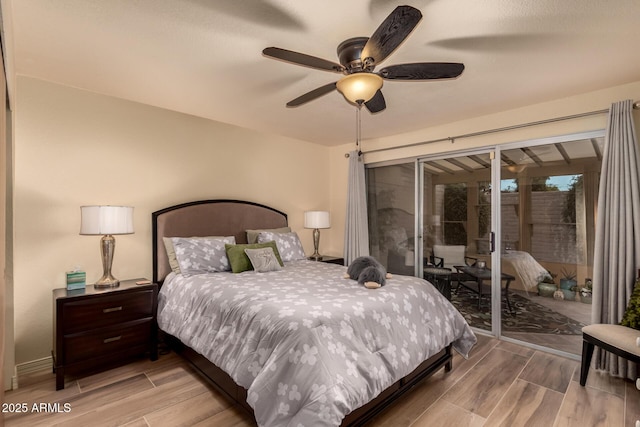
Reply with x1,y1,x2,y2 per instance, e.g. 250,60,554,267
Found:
52,279,158,390
309,256,344,265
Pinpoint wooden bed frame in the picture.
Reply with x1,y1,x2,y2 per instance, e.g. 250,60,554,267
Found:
152,199,453,426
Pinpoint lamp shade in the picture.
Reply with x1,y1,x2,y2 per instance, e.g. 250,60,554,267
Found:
304,211,330,229
80,206,134,235
336,73,383,104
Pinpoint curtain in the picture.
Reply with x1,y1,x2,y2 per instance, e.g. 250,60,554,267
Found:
592,99,640,380
344,151,369,264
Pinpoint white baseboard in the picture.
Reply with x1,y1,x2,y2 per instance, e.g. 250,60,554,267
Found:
13,356,53,389
10,365,17,391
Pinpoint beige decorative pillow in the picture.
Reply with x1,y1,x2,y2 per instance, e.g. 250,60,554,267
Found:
163,236,234,274
246,227,291,244
244,247,282,273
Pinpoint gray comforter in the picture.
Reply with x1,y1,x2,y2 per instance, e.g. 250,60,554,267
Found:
157,260,476,426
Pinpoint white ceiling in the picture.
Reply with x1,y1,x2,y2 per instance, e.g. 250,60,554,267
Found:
2,0,640,146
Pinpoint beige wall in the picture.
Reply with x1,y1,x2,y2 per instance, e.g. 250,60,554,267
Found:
12,77,339,364
363,80,640,164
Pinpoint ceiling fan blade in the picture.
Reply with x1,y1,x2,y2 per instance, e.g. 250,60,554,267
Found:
379,63,465,80
263,47,345,73
361,5,422,65
286,82,338,107
365,90,386,113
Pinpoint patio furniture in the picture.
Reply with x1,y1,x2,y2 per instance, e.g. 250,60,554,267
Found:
431,245,478,288
454,265,516,314
431,245,477,271
579,324,640,386
424,267,452,300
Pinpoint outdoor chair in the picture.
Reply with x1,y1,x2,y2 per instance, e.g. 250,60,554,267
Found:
431,244,477,270
580,323,640,385
430,244,477,289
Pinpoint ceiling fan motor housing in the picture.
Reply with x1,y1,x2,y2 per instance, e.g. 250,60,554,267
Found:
337,37,373,73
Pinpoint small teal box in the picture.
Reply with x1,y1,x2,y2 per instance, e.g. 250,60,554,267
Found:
66,271,86,291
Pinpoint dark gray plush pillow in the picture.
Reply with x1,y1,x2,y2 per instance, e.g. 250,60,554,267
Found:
346,256,388,287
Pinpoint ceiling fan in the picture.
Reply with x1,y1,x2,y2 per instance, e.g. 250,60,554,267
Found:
262,5,464,113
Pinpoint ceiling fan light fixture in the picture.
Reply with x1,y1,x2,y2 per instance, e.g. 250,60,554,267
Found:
336,73,383,104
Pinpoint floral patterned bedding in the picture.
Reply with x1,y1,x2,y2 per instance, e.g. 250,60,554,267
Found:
157,260,476,426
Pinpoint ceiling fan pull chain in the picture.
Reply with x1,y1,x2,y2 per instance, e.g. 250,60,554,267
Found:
356,104,362,156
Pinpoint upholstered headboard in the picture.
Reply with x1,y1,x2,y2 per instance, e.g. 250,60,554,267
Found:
152,200,288,283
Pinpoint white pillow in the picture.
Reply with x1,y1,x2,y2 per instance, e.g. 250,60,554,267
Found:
163,236,234,274
171,236,236,275
257,231,306,262
246,227,291,244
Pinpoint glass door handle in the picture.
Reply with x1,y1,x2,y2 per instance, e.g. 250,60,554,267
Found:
489,232,496,253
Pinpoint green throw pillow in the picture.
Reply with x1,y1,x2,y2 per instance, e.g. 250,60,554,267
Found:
225,241,284,273
620,277,640,330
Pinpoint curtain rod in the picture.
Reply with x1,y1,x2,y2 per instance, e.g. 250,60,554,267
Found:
357,100,640,157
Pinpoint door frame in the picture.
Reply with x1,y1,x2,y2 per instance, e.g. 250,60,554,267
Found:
492,129,604,357
416,147,501,336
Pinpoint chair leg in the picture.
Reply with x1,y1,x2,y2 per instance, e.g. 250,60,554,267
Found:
505,292,514,316
580,339,595,386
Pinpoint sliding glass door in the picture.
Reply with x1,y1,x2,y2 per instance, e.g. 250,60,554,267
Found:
497,133,602,355
418,150,497,333
365,130,603,357
366,163,416,276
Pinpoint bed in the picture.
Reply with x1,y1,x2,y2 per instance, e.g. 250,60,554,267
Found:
153,200,476,426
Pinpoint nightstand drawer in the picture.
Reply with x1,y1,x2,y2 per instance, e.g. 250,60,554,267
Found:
64,319,152,363
62,289,154,333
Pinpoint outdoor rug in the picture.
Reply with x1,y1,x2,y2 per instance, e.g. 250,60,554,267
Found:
450,287,586,335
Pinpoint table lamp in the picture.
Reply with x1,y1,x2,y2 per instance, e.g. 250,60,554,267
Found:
80,205,134,288
304,211,330,260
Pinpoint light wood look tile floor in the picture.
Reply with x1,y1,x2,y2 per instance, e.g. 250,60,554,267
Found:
4,335,639,426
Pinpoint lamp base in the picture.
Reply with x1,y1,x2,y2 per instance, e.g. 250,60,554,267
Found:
95,234,120,288
310,228,323,261
94,274,120,289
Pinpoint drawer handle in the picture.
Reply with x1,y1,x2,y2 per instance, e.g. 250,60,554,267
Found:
103,306,123,313
103,336,122,344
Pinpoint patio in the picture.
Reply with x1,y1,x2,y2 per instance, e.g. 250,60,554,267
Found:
451,286,591,356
